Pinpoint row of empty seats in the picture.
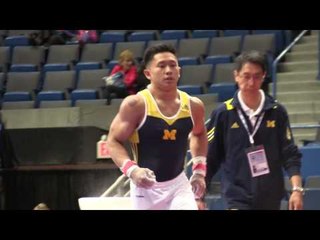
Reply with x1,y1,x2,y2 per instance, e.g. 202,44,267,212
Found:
1,92,219,112
0,29,283,104
285,175,320,190
1,98,123,109
0,62,237,105
0,33,276,72
0,69,108,105
0,30,290,52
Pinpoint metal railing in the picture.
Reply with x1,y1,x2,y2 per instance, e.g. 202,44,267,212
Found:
271,30,320,144
100,174,127,197
291,124,320,129
272,30,309,99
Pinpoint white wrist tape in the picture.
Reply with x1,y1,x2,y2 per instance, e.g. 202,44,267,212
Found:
126,165,139,178
192,156,206,164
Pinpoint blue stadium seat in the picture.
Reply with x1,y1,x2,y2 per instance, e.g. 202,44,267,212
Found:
40,70,75,98
128,32,156,42
147,39,179,49
10,64,37,72
71,89,98,106
36,91,65,108
43,64,69,72
78,43,113,69
300,146,320,180
305,176,320,188
208,83,236,102
10,46,45,72
223,30,250,37
39,100,72,108
4,36,30,61
107,60,118,70
252,30,285,54
1,100,35,109
177,85,202,95
75,69,108,99
192,30,219,39
207,36,242,58
178,38,209,64
75,62,101,72
44,44,79,71
160,30,189,40
99,32,126,43
204,55,232,73
4,36,29,47
112,41,146,62
0,46,10,72
303,188,320,210
4,71,40,101
208,63,237,101
178,57,199,66
179,64,213,94
3,92,32,102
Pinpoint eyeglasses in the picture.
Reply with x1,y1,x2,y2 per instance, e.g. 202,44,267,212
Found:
238,74,264,81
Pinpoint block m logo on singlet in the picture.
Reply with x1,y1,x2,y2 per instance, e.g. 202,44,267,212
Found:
163,129,177,140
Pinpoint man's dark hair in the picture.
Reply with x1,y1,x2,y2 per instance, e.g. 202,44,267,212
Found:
234,50,267,73
142,44,177,67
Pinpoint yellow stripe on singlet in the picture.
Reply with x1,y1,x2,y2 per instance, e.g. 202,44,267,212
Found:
129,131,139,162
138,89,191,126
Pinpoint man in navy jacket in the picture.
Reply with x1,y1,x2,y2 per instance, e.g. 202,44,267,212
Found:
205,51,303,210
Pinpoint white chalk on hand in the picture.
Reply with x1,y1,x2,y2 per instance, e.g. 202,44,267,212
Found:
145,171,156,182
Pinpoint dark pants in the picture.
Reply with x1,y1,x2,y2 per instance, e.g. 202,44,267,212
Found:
104,85,128,104
228,198,281,210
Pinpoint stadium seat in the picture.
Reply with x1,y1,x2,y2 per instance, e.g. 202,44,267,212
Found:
128,31,156,42
160,30,189,40
303,188,320,210
10,46,45,72
192,30,219,39
1,100,34,109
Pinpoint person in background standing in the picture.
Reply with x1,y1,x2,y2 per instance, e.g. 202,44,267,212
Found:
205,50,303,210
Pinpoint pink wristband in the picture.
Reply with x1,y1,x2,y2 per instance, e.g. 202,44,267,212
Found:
192,163,206,171
192,163,207,177
121,160,137,177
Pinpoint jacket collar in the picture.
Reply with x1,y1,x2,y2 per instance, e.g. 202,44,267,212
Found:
231,90,277,111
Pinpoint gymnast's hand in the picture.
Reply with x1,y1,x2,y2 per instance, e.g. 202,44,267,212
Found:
131,167,156,189
190,173,206,199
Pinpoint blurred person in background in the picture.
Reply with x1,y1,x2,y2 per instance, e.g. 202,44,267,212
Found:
104,49,138,104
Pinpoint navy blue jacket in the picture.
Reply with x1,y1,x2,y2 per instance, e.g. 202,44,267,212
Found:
206,91,302,209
